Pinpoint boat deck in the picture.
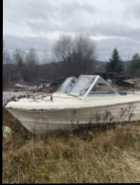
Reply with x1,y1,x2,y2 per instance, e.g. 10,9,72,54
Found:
6,92,140,111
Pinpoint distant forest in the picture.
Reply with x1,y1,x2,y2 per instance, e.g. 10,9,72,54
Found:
3,35,140,90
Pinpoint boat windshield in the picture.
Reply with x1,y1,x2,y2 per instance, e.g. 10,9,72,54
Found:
58,77,77,94
58,75,118,97
70,75,96,96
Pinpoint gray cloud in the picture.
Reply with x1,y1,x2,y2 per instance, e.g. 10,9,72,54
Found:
4,0,139,36
26,1,96,34
96,38,140,60
90,23,140,42
134,7,140,19
3,0,140,60
126,3,140,20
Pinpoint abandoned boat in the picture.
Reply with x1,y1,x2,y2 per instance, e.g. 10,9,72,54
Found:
5,75,140,134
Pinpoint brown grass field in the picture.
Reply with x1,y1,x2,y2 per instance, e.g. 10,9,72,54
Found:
2,110,140,183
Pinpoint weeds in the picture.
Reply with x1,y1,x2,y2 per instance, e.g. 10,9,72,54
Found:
2,111,140,183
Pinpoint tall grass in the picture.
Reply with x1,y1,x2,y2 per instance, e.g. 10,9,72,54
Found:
2,111,140,183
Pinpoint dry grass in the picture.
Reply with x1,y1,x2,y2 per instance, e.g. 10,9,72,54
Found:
2,111,140,183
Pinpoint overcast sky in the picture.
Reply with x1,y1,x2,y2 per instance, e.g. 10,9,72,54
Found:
3,0,140,61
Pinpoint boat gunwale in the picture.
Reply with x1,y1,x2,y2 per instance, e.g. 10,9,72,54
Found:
6,99,140,112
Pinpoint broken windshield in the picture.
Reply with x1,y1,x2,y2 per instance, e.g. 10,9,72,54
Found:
58,77,77,94
70,75,96,96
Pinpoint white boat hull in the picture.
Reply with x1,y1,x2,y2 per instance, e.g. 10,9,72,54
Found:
7,101,140,134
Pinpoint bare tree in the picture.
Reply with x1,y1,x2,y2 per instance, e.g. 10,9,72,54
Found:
13,49,25,82
25,48,38,66
128,53,140,77
3,42,12,64
53,35,96,77
54,35,73,62
71,35,96,75
14,49,24,65
24,48,39,82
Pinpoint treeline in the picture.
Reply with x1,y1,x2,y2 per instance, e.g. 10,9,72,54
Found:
106,48,140,77
3,35,140,90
